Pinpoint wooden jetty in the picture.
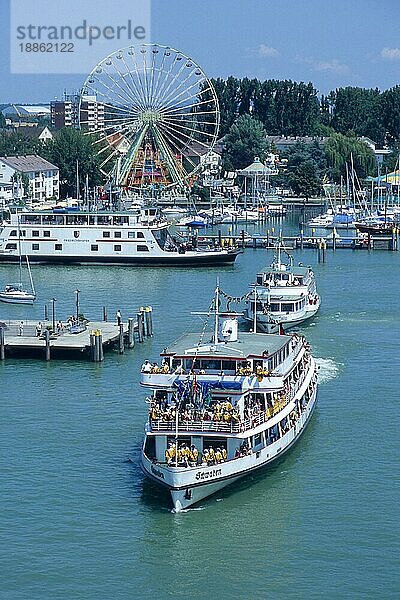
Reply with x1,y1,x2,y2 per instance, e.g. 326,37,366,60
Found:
0,306,154,362
195,229,400,252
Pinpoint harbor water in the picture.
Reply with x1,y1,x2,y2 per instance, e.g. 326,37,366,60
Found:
0,216,399,599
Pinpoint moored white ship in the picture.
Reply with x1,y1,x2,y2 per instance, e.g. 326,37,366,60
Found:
140,287,318,511
0,207,239,266
244,242,320,333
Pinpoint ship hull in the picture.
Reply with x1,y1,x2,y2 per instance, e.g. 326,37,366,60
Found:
142,385,317,511
0,250,240,267
244,304,320,333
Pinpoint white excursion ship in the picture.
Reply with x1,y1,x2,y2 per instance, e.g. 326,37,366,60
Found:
245,243,320,333
140,287,318,511
0,208,240,266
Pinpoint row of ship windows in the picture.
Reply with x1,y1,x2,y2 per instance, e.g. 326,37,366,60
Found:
9,230,146,239
5,243,150,252
255,301,305,312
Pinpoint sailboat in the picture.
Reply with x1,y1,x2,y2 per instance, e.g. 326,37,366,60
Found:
0,215,36,304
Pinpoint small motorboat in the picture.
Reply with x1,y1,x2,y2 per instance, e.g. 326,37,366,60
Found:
0,284,35,304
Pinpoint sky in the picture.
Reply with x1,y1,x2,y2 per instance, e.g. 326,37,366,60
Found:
1,0,400,104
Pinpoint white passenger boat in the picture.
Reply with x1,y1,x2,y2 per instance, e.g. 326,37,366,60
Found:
244,242,320,333
0,207,239,266
140,286,318,511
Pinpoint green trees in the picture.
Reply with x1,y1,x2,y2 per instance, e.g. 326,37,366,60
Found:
380,86,400,144
212,78,400,149
212,77,320,136
328,87,385,145
42,128,102,197
0,131,41,156
11,171,31,197
324,133,376,180
283,142,326,199
223,115,269,170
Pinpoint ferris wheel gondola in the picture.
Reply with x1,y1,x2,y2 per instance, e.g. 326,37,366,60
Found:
79,44,220,192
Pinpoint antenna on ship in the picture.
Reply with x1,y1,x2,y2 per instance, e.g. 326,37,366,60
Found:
253,286,257,334
214,278,220,344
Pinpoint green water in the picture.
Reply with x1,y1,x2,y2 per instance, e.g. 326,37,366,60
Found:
0,219,399,599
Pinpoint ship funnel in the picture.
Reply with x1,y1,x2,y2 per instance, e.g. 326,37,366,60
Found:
218,314,238,342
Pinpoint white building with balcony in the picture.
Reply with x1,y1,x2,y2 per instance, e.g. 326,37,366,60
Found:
0,155,59,201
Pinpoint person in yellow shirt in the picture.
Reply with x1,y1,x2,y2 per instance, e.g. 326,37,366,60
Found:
190,445,199,465
215,448,223,464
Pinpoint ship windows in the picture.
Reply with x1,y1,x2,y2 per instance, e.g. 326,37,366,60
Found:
137,245,149,252
256,275,263,285
10,230,17,236
269,303,280,312
200,359,221,370
43,231,50,237
281,303,294,312
137,231,145,239
221,360,236,371
91,244,99,251
55,244,62,251
144,436,156,460
5,243,17,249
32,243,39,250
103,231,110,238
128,231,135,239
252,433,262,447
114,244,122,251
114,231,121,238
32,230,39,237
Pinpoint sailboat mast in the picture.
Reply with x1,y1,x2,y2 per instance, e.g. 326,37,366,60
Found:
76,159,79,201
253,287,257,333
17,213,23,288
214,284,219,344
26,256,35,296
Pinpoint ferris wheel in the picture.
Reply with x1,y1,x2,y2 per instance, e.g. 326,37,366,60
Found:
79,44,220,192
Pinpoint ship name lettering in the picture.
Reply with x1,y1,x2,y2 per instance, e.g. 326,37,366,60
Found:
195,468,222,481
151,465,164,479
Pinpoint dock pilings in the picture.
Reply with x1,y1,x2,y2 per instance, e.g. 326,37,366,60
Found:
0,305,154,362
0,327,5,361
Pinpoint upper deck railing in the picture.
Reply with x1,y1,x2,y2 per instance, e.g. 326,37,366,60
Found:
149,361,313,434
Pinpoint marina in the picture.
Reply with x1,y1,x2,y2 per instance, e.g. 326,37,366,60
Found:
1,243,398,599
2,7,400,597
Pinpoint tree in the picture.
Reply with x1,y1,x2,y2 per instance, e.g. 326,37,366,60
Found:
223,115,269,170
0,130,41,156
281,142,326,199
381,86,400,144
42,128,103,197
287,160,322,199
329,87,385,145
324,132,376,181
11,171,31,198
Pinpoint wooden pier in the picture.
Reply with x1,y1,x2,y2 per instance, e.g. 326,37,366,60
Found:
196,229,400,251
0,306,154,362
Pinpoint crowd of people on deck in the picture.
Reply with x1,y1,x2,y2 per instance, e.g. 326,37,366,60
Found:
141,359,170,374
141,358,273,378
164,441,239,467
149,398,240,425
